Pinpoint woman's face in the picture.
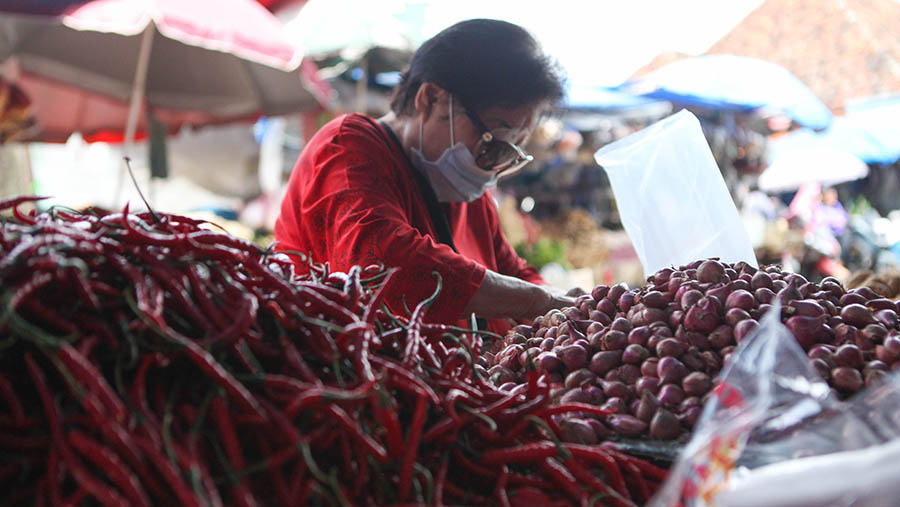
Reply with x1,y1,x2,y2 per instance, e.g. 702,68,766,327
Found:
416,84,541,171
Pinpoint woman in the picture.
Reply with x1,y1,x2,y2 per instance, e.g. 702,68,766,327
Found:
274,19,579,333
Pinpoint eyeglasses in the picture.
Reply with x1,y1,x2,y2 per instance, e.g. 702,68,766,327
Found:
461,106,534,176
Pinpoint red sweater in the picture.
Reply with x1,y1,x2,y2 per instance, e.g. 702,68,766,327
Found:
274,114,543,332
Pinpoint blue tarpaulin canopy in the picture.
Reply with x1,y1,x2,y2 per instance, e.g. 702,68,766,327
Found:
762,130,869,192
564,83,663,111
827,95,900,164
618,55,833,131
772,95,900,165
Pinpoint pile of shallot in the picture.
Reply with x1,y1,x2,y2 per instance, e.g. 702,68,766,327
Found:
488,260,900,443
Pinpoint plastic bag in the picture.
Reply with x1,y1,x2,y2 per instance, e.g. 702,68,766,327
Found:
651,304,900,506
594,110,758,277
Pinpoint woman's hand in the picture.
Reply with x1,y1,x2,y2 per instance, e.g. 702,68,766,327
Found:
462,270,578,321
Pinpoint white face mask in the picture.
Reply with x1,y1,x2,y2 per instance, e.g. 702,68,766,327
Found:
411,96,498,203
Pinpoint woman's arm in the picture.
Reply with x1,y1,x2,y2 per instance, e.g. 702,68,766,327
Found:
462,269,575,320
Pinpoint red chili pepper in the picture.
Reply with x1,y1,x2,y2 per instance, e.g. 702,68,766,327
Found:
351,436,370,499
55,343,128,422
46,449,64,506
494,392,548,423
67,266,101,311
343,322,377,382
494,465,512,507
361,267,399,324
565,444,629,498
453,448,499,478
442,480,489,505
599,444,670,482
0,372,25,425
433,454,449,507
210,397,246,471
216,292,259,344
283,380,375,419
421,413,470,444
186,230,261,254
0,195,49,211
443,388,474,425
23,299,79,336
371,356,440,404
541,457,588,506
128,353,166,429
7,271,53,309
370,395,404,459
481,389,526,417
104,252,160,326
25,353,129,507
431,377,484,401
0,432,50,451
623,461,651,504
75,387,172,503
504,471,554,491
256,399,306,461
117,212,182,248
0,234,76,272
402,274,442,368
133,436,202,507
159,326,265,419
480,441,561,466
184,240,250,263
76,316,119,351
0,415,39,430
210,397,259,507
253,433,293,505
136,252,215,336
327,404,389,465
185,264,230,332
68,429,152,507
398,392,428,502
563,456,637,507
182,435,226,507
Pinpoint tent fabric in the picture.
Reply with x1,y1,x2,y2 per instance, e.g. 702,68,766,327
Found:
772,95,900,165
619,54,833,130
0,0,331,143
761,130,869,192
564,83,664,111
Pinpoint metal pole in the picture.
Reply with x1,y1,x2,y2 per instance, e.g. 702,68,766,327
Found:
113,25,155,207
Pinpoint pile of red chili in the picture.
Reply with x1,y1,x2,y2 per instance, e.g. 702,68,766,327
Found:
0,196,667,506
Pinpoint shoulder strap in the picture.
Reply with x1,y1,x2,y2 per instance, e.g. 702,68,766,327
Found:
377,121,458,253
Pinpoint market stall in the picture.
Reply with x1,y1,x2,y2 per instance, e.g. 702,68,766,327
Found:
2,3,899,505
3,193,899,506
3,101,899,507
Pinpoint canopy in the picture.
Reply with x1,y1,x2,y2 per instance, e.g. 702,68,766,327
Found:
826,95,900,165
564,83,665,112
768,95,900,166
0,0,331,142
620,54,833,130
760,131,869,192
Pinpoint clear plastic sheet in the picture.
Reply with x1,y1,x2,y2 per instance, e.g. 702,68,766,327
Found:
594,109,758,278
651,304,900,506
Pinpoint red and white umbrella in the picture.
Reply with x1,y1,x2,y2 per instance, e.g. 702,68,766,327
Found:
0,0,332,144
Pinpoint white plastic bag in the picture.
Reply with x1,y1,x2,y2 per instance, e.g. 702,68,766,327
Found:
594,110,758,277
651,304,900,507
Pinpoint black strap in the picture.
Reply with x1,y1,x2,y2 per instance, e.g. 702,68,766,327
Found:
378,121,458,252
378,121,488,331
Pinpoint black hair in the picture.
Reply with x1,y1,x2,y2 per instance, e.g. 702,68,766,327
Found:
389,19,565,116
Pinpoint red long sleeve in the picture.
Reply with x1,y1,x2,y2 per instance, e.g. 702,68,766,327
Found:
274,114,541,329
